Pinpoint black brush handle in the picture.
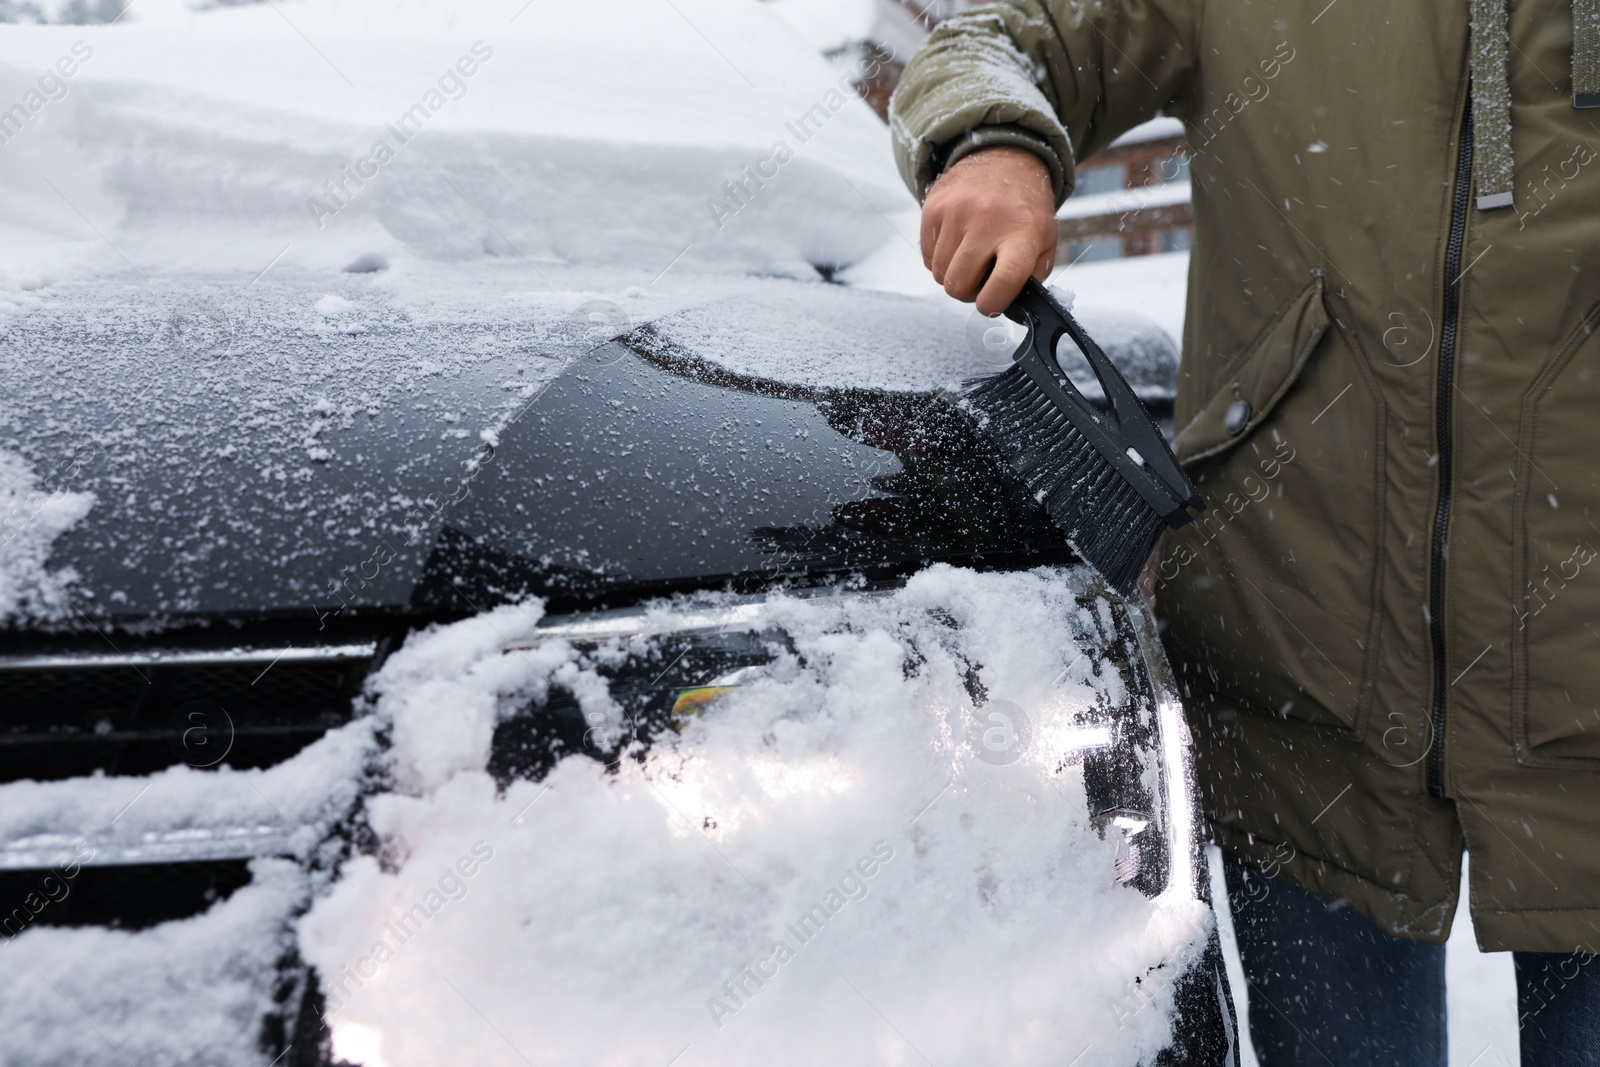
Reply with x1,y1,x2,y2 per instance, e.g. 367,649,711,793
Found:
1002,278,1203,525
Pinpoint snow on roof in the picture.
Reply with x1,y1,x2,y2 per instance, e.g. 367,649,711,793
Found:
1109,116,1186,147
1057,179,1191,220
0,0,912,291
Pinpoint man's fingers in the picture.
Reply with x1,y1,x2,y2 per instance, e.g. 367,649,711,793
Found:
917,146,1056,302
1032,247,1054,282
942,239,994,302
919,204,940,272
927,216,966,284
975,242,1037,316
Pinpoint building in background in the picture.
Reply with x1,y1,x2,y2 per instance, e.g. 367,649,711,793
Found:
1057,119,1191,263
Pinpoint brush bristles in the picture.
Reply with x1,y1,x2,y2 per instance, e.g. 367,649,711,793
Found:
967,365,1164,594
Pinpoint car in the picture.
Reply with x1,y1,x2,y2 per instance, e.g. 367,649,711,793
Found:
0,271,1234,1065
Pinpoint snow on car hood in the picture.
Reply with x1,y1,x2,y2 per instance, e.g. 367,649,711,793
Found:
643,285,1181,401
0,857,312,1066
0,448,95,625
0,269,574,630
0,268,1074,633
298,565,1209,1067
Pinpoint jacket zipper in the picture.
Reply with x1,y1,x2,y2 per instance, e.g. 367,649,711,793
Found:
1428,97,1475,799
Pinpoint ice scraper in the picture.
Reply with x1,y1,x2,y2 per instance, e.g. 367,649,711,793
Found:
963,279,1204,595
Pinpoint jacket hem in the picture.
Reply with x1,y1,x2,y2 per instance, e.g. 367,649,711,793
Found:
1470,908,1600,954
1211,824,1457,946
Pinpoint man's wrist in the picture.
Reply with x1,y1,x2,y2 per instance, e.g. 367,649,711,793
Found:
935,124,1069,205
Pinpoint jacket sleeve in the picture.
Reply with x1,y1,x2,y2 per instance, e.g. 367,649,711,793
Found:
888,0,1201,206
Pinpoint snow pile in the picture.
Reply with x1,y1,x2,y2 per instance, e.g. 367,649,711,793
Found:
0,0,911,289
0,718,376,859
0,858,308,1067
298,567,1206,1067
635,281,1179,401
0,448,94,624
638,281,979,392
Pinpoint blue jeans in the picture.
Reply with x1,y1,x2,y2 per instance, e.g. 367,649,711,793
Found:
1221,851,1600,1066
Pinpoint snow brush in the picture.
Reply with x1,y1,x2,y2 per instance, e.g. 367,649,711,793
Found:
962,278,1204,595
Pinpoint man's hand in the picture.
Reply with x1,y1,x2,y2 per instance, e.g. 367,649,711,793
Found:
920,145,1058,317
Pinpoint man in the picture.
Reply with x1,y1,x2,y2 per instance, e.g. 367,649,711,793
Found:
890,1,1600,1062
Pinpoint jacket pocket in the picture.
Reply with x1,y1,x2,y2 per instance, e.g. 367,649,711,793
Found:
1172,276,1331,465
1513,301,1600,766
1160,276,1386,738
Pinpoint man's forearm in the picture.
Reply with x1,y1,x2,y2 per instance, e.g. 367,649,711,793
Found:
890,0,1199,310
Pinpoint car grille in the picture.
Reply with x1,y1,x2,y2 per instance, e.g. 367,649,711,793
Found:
0,642,379,1064
0,652,371,782
0,858,254,932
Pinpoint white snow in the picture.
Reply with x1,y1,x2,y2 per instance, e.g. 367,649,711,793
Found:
1057,180,1192,220
0,2,1530,1065
1052,252,1191,346
1447,855,1521,1067
297,567,1209,1067
0,718,376,865
766,0,880,55
636,280,981,392
0,858,309,1067
0,0,913,293
846,228,1192,351
0,447,94,624
314,293,355,317
1110,116,1187,148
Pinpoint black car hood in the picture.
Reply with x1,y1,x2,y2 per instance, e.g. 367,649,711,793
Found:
416,332,1074,613
0,271,1174,638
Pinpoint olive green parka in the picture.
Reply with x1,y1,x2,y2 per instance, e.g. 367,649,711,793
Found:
891,0,1600,951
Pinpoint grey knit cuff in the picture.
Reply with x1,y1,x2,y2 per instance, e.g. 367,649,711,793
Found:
936,124,1071,204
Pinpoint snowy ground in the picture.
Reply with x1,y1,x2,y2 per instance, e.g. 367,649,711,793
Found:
1207,849,1521,1067
1445,857,1521,1067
